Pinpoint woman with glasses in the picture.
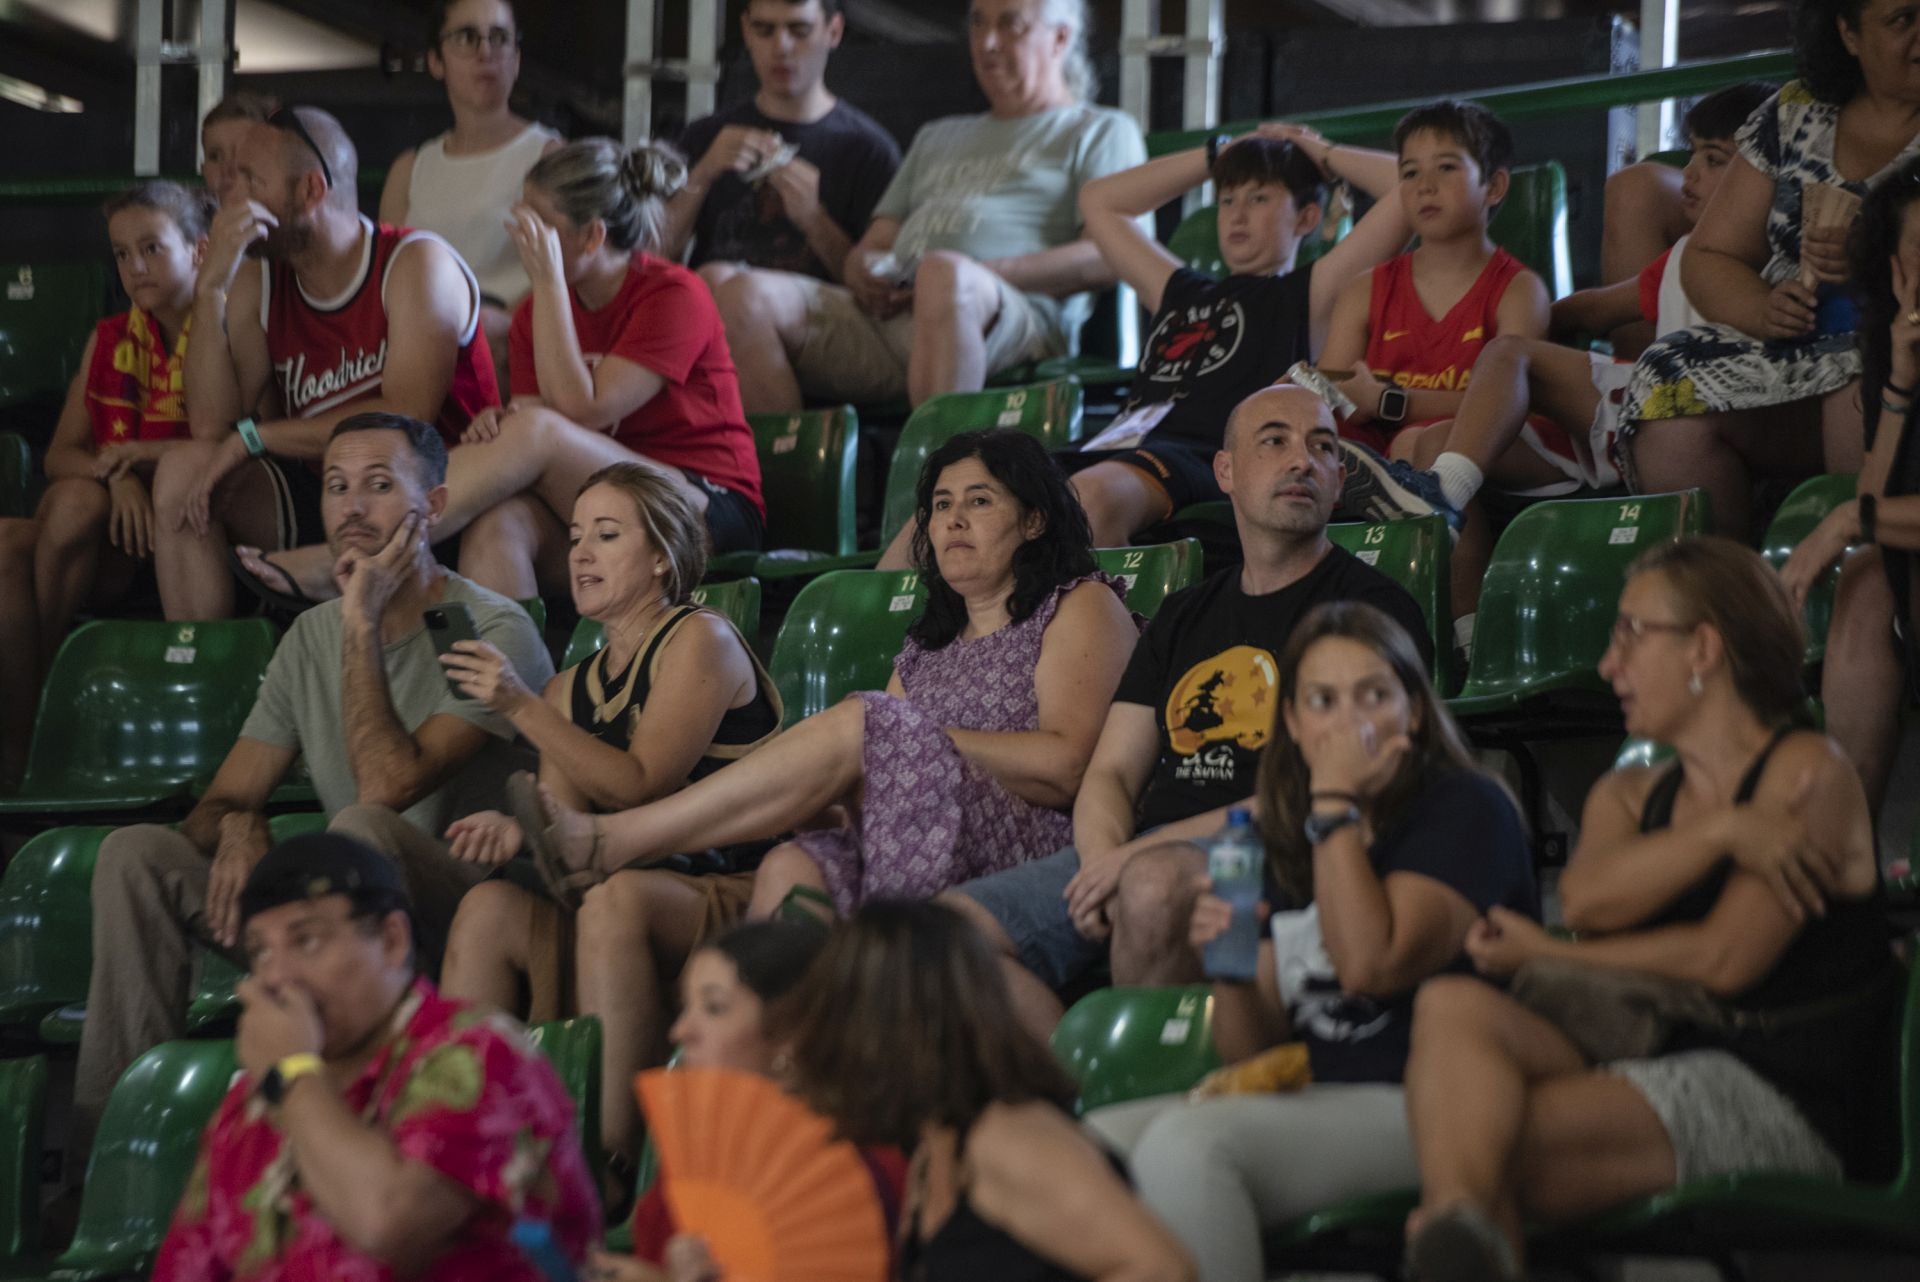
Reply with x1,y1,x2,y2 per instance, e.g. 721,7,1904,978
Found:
380,0,561,379
1396,536,1899,1282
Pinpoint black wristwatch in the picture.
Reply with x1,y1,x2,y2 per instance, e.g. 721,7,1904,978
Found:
1303,802,1363,845
1377,385,1409,426
1205,134,1233,168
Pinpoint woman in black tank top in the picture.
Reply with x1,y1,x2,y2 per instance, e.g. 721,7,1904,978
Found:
777,902,1195,1282
1400,538,1899,1282
437,462,778,1178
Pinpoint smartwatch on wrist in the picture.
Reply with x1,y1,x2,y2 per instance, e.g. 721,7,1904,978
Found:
1303,802,1363,845
1205,134,1233,169
258,1052,324,1105
1377,385,1409,426
234,416,266,458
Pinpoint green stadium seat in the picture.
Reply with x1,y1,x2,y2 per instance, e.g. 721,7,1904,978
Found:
1490,161,1574,299
0,1054,46,1260
518,596,547,634
1761,472,1858,665
1448,490,1709,726
53,1038,237,1281
0,433,34,519
1327,515,1456,694
562,578,763,671
767,569,923,725
0,619,280,820
711,406,860,580
528,1015,605,1197
1091,540,1204,617
1051,985,1220,1114
0,825,112,1029
0,261,108,407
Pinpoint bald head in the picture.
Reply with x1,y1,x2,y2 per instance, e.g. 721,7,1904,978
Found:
1224,384,1336,452
270,107,358,213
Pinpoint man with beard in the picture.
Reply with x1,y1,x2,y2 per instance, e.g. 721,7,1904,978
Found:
161,106,499,619
942,385,1433,1040
70,412,552,1174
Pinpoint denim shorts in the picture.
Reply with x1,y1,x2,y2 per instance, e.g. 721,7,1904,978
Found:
952,846,1106,991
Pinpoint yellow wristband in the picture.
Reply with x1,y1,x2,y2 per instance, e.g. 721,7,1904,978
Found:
275,1053,324,1087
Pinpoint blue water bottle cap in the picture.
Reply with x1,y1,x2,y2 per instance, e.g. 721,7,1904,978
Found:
1226,806,1252,825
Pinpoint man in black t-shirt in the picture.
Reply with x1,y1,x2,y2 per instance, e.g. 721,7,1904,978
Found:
1066,124,1414,547
944,385,1432,1038
661,0,900,286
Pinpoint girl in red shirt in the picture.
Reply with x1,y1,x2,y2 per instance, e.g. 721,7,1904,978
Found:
443,136,766,598
0,181,207,783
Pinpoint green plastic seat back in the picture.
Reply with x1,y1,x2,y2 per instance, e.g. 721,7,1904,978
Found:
749,405,859,556
0,1054,47,1258
59,1039,238,1276
0,432,34,518
1327,515,1456,692
561,579,762,671
518,597,547,635
1456,490,1708,707
1168,204,1225,278
528,1015,605,1193
768,569,927,725
1489,161,1573,299
878,380,1085,545
1762,472,1858,664
1090,540,1203,618
1644,147,1690,168
1050,985,1221,1113
17,619,280,803
0,261,107,406
0,825,112,1026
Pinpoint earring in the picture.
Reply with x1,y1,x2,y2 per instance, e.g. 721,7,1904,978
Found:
1687,671,1704,696
771,1050,792,1074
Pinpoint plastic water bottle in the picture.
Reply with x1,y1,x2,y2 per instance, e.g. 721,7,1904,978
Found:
1203,808,1264,982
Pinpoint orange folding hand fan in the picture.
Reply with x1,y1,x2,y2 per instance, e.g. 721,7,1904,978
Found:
637,1067,890,1282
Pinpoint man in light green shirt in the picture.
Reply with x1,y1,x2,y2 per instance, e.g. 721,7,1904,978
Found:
74,412,553,1165
709,0,1146,412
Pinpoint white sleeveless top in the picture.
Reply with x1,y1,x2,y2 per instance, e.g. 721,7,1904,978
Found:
407,122,560,306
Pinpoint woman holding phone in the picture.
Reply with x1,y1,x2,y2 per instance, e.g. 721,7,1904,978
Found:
1083,602,1534,1282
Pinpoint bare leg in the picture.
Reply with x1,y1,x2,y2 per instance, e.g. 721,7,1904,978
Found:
540,696,869,874
907,250,1003,407
438,880,538,1014
480,303,514,391
1602,162,1688,359
31,478,113,655
0,517,41,780
1109,844,1208,986
1440,336,1605,484
744,842,833,919
1626,413,1758,538
151,442,283,619
457,493,571,600
1823,548,1906,813
1403,976,1590,1269
1822,379,1865,474
696,261,746,294
939,889,1066,1042
709,269,814,414
1069,462,1177,549
576,870,715,1156
874,520,918,572
1510,1073,1675,1222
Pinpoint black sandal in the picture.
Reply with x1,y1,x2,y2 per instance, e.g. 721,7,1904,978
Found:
226,544,319,617
507,772,603,911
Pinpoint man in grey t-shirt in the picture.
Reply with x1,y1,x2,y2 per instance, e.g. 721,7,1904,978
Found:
709,0,1145,414
72,412,553,1166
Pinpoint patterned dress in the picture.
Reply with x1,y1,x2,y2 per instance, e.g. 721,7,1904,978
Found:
1620,81,1920,479
793,573,1135,913
152,980,600,1282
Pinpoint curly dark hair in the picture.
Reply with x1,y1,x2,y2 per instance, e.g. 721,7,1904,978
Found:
1849,153,1920,446
905,428,1096,650
771,900,1079,1150
1794,0,1871,104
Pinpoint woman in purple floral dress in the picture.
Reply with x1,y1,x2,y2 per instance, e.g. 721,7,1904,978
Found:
516,428,1139,915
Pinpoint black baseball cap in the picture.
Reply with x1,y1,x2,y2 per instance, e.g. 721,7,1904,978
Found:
239,832,412,927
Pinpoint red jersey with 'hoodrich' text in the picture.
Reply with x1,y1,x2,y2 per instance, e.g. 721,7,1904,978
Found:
261,217,498,446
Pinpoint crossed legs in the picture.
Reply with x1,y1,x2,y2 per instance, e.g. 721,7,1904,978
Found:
1822,547,1915,817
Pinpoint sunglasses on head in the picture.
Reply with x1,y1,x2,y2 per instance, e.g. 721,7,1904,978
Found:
268,107,333,190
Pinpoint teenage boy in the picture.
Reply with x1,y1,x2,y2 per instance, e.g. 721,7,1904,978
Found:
1386,82,1780,527
663,0,901,286
1060,122,1415,547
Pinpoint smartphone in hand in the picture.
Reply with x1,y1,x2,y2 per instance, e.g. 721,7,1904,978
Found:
424,601,481,699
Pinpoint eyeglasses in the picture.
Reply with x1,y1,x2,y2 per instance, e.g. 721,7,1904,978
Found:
267,106,332,190
1609,612,1693,649
441,24,520,56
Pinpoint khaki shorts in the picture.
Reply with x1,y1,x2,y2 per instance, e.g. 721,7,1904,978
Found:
792,274,1068,405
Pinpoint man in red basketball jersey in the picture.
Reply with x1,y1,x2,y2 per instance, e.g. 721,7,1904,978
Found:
159,105,500,619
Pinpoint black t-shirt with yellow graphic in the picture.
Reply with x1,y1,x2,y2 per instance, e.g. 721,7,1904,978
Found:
1115,547,1433,831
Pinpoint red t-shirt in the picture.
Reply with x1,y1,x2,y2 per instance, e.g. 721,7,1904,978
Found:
510,254,763,515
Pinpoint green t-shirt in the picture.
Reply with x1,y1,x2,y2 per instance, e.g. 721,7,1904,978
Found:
875,103,1146,333
239,575,554,836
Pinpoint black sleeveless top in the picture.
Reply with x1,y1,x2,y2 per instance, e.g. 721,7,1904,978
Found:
1639,728,1901,1177
566,605,780,789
